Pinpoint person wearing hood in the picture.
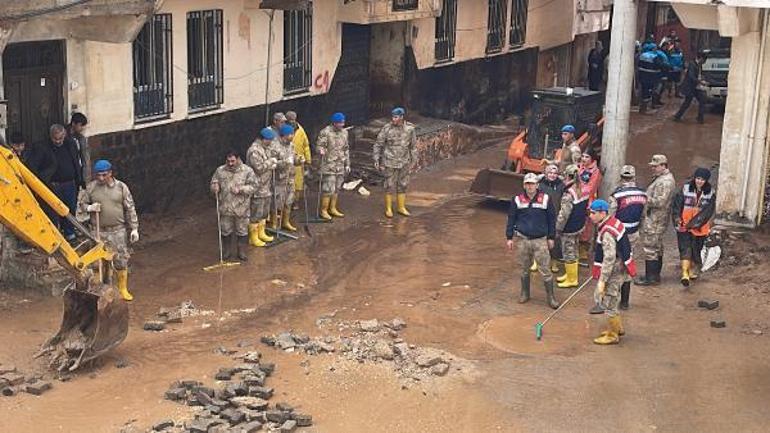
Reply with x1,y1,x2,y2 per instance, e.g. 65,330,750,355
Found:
671,167,716,287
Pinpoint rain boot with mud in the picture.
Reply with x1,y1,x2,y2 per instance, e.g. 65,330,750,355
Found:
557,261,579,288
593,315,621,345
384,193,394,218
282,205,297,232
116,269,133,302
223,235,235,258
635,260,661,286
269,209,279,230
396,193,411,216
545,279,560,309
329,194,345,218
519,274,530,304
680,259,691,287
619,281,631,310
258,220,274,243
237,236,249,261
319,195,332,221
248,223,266,247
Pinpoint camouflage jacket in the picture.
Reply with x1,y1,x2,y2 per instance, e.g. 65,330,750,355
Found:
642,169,676,229
317,125,349,175
267,138,295,182
210,161,257,218
373,122,417,169
77,179,138,230
246,141,273,198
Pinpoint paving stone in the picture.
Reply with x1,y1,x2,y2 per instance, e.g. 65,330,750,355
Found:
152,419,175,431
292,413,312,427
711,320,727,328
241,351,262,363
265,409,288,423
698,299,720,310
416,354,444,368
230,397,269,410
248,386,273,399
23,381,52,396
390,318,407,330
280,419,297,432
195,391,215,406
215,368,236,381
260,336,276,346
393,343,410,356
276,402,294,412
187,395,203,406
239,421,263,433
206,405,222,415
275,333,296,350
242,374,265,387
221,408,246,425
181,380,203,389
1,387,17,397
430,363,450,376
258,363,275,376
1,373,25,386
143,321,166,331
359,319,380,332
225,382,249,397
186,418,223,433
0,365,17,375
194,386,215,397
165,387,187,401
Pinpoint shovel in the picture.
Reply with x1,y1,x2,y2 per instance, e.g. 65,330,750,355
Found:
203,193,240,272
535,277,593,340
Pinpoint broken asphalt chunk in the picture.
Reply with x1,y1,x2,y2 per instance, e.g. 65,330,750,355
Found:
143,321,166,331
711,320,727,328
697,299,720,310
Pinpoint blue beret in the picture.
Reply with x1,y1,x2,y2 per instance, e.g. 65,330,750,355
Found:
391,107,406,116
561,124,576,134
260,127,276,140
590,199,610,212
279,124,295,137
331,112,346,123
93,159,112,173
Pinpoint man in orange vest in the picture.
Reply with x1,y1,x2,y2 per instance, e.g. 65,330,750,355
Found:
671,167,716,286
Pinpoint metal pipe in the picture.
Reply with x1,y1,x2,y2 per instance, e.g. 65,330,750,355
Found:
263,10,275,126
739,9,769,218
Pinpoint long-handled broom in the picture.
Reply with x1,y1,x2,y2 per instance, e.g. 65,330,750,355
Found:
535,277,593,340
203,193,241,272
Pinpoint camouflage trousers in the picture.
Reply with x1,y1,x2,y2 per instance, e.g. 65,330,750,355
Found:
560,230,582,262
383,167,410,193
273,177,295,208
250,197,271,222
220,215,249,237
102,227,130,270
321,173,344,195
640,223,666,261
517,235,553,282
594,266,628,317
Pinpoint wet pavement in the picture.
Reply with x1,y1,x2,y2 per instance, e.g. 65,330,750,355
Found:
2,102,770,433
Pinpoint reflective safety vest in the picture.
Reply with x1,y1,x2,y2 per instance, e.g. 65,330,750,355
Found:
592,216,637,280
563,187,590,234
681,183,714,236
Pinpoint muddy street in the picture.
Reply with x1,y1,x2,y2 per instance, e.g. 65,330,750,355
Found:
2,106,770,433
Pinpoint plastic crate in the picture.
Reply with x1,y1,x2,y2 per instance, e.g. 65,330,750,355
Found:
527,87,604,160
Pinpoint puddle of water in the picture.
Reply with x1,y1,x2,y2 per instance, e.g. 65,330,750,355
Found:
477,313,591,357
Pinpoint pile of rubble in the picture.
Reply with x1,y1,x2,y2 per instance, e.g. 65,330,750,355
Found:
261,318,460,382
149,351,312,433
144,300,214,332
0,363,52,397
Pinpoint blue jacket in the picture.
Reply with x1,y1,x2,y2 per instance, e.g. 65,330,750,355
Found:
506,191,556,240
611,185,647,234
562,188,589,234
669,50,684,71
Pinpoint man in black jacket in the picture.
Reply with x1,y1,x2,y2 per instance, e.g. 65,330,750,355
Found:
43,124,84,241
6,131,56,184
673,52,708,124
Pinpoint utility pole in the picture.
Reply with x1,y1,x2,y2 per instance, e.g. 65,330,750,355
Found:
599,0,639,197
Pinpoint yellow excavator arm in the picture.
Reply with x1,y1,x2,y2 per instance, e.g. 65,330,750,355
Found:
0,145,128,371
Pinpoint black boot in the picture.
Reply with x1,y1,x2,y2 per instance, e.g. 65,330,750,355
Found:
635,260,660,286
237,236,249,261
545,279,560,309
619,281,631,310
222,235,233,261
519,274,530,304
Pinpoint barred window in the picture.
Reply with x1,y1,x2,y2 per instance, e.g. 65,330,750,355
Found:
283,3,313,94
435,0,458,62
487,0,508,53
133,14,173,121
393,0,418,11
187,9,224,111
510,0,529,48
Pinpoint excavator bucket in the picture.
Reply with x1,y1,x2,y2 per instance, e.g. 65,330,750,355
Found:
39,282,129,372
469,169,525,201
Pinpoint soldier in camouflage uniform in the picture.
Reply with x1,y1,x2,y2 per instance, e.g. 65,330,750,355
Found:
588,199,637,345
558,124,582,173
555,164,588,288
373,107,417,218
267,124,297,232
506,173,560,309
317,112,350,221
210,151,258,261
77,159,139,301
637,154,676,285
246,128,279,247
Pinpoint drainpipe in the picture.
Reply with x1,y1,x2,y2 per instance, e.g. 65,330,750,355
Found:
263,10,275,126
739,9,768,219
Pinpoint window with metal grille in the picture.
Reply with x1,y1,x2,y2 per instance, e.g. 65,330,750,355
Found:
510,0,529,48
435,0,458,62
187,9,224,111
132,14,173,121
283,4,313,94
487,0,508,53
393,0,418,11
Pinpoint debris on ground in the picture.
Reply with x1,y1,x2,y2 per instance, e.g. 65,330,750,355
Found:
143,321,167,332
0,363,53,397
261,318,469,384
697,299,720,310
151,355,312,433
710,320,727,329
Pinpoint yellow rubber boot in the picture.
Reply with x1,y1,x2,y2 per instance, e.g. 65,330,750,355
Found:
116,269,133,302
396,193,411,216
680,259,691,287
385,193,394,218
558,261,579,288
257,220,273,243
282,205,297,232
319,195,332,221
249,223,266,247
593,316,621,345
529,260,538,272
329,194,345,218
618,316,625,336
